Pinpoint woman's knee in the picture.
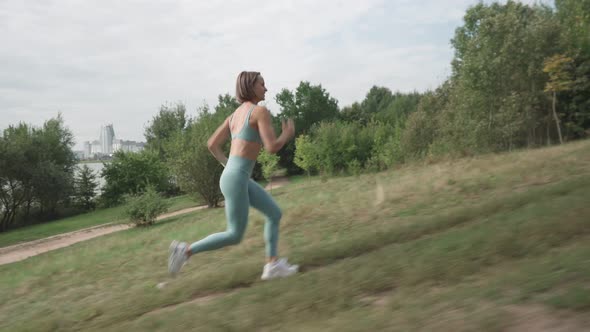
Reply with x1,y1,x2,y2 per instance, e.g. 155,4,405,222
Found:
227,231,244,245
268,207,282,223
257,205,282,223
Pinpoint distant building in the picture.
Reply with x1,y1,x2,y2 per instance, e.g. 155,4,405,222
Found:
81,124,145,159
113,139,145,153
91,140,102,155
112,139,122,152
83,141,91,159
99,124,115,155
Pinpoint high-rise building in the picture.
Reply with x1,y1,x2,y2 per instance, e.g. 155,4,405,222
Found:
81,124,144,159
91,140,102,155
99,124,115,155
83,141,92,159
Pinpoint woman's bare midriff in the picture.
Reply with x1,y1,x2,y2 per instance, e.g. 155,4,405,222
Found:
229,139,261,160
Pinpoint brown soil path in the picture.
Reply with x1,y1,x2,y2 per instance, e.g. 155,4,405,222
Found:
0,205,208,266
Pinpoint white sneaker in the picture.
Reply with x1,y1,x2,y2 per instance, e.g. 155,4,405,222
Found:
169,240,178,259
168,241,188,276
261,258,299,280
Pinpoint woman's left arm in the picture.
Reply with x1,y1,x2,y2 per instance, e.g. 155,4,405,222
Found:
207,116,231,167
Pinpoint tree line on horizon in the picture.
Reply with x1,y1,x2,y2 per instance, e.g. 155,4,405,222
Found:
1,0,588,230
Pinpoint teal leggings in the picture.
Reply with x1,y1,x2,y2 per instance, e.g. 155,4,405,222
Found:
189,156,282,257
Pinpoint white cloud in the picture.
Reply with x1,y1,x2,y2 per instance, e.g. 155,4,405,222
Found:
1,0,544,148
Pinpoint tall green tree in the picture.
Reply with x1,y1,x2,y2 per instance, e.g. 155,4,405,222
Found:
74,165,98,211
0,115,76,230
543,54,575,144
144,102,187,160
0,124,33,231
554,0,590,139
275,81,339,173
32,116,76,217
214,93,241,119
339,102,364,124
360,86,394,117
555,0,590,57
169,104,225,207
447,1,561,150
276,81,339,134
374,91,422,126
100,150,170,206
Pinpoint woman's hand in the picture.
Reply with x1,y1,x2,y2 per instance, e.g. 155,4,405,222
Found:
282,118,295,140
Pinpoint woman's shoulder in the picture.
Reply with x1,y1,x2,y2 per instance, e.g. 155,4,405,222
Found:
254,104,269,112
252,105,270,119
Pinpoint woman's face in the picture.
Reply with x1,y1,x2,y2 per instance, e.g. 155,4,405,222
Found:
254,76,267,101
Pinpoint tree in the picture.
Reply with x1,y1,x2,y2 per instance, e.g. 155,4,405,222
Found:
144,102,187,160
339,102,364,123
169,104,225,208
360,86,394,117
276,81,339,134
100,150,170,206
32,116,76,217
275,81,339,173
375,91,422,126
554,0,590,139
74,165,98,211
446,1,562,150
543,54,575,144
214,93,240,119
0,124,32,231
294,135,318,176
555,0,590,57
257,149,280,192
0,115,76,230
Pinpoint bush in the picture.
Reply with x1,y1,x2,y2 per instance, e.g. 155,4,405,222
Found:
295,120,406,175
294,135,318,176
346,159,362,177
301,121,375,175
124,186,170,227
258,149,280,191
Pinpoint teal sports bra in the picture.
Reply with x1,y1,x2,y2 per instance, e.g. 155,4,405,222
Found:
230,104,263,144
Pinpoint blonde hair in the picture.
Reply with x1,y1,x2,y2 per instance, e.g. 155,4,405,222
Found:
235,71,261,103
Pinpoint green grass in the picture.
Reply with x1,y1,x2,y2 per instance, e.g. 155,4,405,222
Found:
0,195,202,248
1,140,589,331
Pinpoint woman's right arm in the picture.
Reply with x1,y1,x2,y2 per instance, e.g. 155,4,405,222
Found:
257,106,294,154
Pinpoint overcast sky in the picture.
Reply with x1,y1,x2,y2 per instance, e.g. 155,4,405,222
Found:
1,0,544,150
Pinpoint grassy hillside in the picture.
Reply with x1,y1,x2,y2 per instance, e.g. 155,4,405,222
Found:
0,140,589,331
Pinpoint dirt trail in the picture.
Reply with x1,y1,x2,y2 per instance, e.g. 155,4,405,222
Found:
0,178,291,266
0,205,208,266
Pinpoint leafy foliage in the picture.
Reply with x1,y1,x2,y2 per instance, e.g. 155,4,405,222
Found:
0,115,76,231
74,165,98,211
124,186,170,227
275,81,340,174
258,149,280,190
101,150,171,206
168,104,227,208
144,102,187,160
